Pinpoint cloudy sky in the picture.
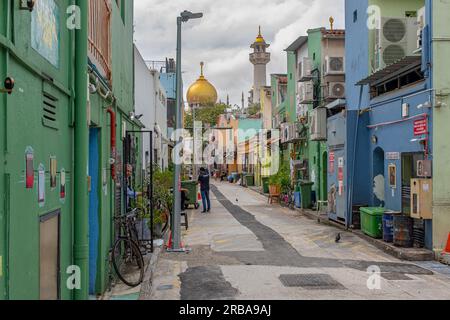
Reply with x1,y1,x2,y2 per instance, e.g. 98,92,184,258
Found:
134,0,345,106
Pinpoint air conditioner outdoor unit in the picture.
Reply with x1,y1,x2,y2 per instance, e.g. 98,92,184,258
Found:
296,103,309,118
299,81,314,104
324,82,346,100
324,56,345,75
375,17,418,70
298,57,312,81
310,107,327,141
417,7,426,50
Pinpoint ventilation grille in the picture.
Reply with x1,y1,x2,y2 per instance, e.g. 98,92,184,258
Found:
42,92,59,129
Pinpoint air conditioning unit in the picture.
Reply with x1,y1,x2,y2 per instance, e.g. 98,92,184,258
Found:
324,56,345,75
298,57,312,81
375,17,418,70
310,107,327,141
324,82,346,100
296,103,309,118
299,81,314,103
417,7,426,50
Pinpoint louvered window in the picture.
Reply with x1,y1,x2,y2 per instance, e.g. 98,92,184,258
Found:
42,91,59,130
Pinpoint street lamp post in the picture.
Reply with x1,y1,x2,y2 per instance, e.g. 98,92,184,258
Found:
169,11,203,252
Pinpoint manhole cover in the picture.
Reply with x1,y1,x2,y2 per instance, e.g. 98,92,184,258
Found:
378,265,433,275
381,273,413,281
279,274,346,290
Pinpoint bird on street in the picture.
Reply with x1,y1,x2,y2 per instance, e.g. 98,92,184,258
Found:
335,233,341,243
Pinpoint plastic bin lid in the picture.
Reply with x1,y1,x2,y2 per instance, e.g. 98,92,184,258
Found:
360,207,385,216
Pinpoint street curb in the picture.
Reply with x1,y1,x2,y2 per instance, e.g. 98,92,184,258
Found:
244,185,435,262
139,243,164,300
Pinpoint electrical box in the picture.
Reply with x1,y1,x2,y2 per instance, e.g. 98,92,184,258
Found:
310,107,327,141
411,178,432,220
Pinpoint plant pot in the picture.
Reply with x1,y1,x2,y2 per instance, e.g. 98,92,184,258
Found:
269,185,280,196
153,222,163,239
136,218,151,240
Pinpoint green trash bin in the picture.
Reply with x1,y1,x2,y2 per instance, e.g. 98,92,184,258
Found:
360,207,385,238
245,174,255,187
181,180,199,209
262,177,270,194
298,181,313,209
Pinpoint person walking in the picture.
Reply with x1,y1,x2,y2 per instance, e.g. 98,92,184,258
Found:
198,167,211,213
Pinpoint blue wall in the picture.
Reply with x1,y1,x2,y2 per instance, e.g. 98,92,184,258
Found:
344,0,433,247
345,0,370,111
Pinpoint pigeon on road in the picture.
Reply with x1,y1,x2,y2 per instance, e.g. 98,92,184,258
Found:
335,233,341,243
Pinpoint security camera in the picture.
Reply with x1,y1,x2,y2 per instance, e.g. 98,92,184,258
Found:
27,0,35,11
1,77,15,94
4,77,14,91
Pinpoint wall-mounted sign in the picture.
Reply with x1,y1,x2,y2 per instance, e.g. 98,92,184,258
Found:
386,152,400,160
329,152,335,174
60,169,66,202
388,163,397,189
338,157,344,196
414,119,428,136
38,164,45,207
25,147,34,189
50,156,57,189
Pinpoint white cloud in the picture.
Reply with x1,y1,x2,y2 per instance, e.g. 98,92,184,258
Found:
134,0,345,106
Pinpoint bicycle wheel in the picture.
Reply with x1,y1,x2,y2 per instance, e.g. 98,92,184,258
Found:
112,238,145,287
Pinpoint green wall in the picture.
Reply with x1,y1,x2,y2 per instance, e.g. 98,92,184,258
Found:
1,0,75,300
432,0,450,253
0,0,139,299
307,28,328,201
88,0,137,295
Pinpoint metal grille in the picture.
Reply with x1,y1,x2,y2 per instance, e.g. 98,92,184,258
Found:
42,92,58,129
88,0,112,81
279,274,346,290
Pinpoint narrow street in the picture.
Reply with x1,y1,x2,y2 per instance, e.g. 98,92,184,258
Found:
143,182,450,300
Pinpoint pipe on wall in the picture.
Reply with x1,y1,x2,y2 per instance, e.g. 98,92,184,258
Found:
73,0,89,300
106,108,117,180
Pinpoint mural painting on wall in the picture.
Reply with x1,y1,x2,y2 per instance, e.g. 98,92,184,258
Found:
50,156,57,189
25,147,34,189
38,164,45,207
31,0,60,67
60,169,66,203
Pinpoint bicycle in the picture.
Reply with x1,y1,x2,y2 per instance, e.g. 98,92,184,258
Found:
110,210,145,287
280,186,296,210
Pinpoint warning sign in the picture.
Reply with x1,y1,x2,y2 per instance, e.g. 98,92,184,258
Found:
414,119,428,136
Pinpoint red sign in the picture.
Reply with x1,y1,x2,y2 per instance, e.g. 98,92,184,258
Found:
329,152,335,174
414,119,428,136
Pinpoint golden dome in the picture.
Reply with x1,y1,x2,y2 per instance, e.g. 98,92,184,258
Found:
186,62,218,105
255,26,265,43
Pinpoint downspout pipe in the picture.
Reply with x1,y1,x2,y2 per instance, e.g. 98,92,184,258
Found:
106,108,117,180
73,0,89,300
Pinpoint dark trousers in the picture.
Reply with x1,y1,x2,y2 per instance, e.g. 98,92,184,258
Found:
201,190,211,212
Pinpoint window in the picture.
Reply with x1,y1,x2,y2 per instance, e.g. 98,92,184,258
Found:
353,10,358,22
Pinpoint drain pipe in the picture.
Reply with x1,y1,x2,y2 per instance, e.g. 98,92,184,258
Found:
106,107,117,180
73,0,89,300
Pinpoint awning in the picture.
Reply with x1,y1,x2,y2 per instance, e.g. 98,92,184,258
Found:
324,99,346,110
356,56,422,86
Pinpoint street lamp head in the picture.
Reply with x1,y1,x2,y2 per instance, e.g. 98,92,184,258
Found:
180,10,203,22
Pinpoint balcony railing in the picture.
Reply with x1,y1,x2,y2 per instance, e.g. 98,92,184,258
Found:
89,0,112,82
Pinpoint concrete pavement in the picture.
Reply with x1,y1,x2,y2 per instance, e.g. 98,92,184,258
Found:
142,182,450,300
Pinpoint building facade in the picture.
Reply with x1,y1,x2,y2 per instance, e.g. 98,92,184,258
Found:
0,0,142,300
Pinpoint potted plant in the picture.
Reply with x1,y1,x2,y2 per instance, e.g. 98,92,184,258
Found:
150,209,166,239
